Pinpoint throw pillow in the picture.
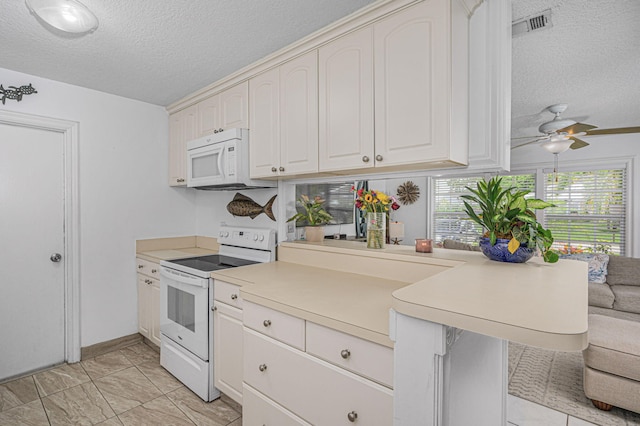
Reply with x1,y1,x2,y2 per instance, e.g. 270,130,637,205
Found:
559,253,610,284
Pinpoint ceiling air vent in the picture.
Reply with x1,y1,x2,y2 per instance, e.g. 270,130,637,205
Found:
512,9,553,37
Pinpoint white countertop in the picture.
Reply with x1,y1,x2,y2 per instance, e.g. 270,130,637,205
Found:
210,241,588,351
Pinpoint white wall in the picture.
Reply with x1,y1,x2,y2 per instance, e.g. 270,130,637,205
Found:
511,133,640,256
195,188,279,236
0,67,198,347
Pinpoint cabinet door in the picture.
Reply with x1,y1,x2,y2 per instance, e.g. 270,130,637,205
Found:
168,104,198,186
137,275,150,339
249,68,281,179
149,279,161,347
219,82,249,129
319,27,374,172
279,51,319,176
197,94,220,137
213,302,243,404
374,0,453,166
244,328,392,425
243,384,312,426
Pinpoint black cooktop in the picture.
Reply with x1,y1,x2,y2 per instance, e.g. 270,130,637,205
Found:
168,254,258,272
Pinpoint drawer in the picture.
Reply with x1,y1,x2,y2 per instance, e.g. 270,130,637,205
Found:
244,328,393,425
136,258,160,280
243,301,305,350
243,383,311,426
214,280,242,308
306,322,393,388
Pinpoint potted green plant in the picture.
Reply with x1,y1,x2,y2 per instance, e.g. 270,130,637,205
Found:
287,194,333,242
461,176,559,263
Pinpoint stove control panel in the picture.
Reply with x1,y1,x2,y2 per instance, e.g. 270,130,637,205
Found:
218,225,276,251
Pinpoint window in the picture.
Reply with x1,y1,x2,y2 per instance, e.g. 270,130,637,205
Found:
432,173,536,245
294,182,354,227
543,168,626,255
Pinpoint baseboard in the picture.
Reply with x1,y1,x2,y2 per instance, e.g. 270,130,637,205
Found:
81,333,143,360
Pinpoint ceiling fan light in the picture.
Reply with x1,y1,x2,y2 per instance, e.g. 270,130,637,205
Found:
542,139,573,154
26,0,98,34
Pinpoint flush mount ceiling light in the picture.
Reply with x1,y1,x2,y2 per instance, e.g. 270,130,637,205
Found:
26,0,98,34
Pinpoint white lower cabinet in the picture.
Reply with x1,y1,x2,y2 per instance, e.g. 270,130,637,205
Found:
243,303,393,426
136,257,161,347
243,383,311,426
213,280,244,405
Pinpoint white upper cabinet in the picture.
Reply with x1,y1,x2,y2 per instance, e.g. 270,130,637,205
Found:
319,27,374,172
249,67,281,178
198,82,249,137
373,0,468,169
168,104,197,186
250,51,319,179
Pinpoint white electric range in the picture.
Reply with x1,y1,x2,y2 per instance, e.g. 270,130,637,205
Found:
159,225,276,401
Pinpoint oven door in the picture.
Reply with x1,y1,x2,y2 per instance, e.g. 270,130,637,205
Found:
160,267,210,361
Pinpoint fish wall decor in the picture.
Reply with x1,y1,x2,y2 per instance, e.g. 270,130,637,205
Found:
226,193,277,221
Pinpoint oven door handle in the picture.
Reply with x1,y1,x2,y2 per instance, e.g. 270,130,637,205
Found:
160,267,209,289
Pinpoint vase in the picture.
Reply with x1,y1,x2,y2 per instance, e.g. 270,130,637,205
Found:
479,237,535,263
304,226,325,243
366,212,386,249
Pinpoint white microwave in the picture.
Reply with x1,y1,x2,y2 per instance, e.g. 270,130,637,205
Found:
186,128,276,190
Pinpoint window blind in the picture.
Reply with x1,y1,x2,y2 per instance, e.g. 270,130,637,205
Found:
543,168,626,255
432,174,536,245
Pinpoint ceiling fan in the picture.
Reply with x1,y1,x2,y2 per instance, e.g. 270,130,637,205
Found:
512,103,640,154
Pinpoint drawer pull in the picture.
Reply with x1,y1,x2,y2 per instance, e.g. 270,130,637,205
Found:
258,364,268,372
137,265,144,269
347,411,358,422
263,319,271,328
230,294,238,300
341,349,351,359
151,269,157,273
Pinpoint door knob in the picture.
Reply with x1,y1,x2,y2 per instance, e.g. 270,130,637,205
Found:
50,253,62,262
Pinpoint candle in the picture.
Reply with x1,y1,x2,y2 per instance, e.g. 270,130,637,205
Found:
415,238,432,253
389,221,405,239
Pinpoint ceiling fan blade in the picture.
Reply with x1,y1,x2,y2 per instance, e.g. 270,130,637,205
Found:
557,122,598,134
569,137,589,150
585,126,640,136
511,137,546,150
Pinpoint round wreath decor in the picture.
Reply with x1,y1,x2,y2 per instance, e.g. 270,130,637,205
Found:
396,181,420,205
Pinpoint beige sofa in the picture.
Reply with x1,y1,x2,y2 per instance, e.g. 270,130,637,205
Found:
587,255,640,322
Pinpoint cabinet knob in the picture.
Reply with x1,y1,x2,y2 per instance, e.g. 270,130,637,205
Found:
177,178,185,183
375,154,383,162
263,319,271,328
151,269,157,273
271,167,277,172
211,306,217,312
362,155,369,163
340,349,351,359
279,166,285,172
213,129,218,133
347,411,358,422
258,364,268,372
138,265,144,269
145,279,152,284
230,294,238,300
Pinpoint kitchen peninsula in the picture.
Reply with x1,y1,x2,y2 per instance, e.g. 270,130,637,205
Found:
210,240,588,425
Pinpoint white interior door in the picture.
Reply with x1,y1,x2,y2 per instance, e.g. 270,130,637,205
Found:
0,123,65,380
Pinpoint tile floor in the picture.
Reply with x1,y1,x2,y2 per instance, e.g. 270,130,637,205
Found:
0,341,606,426
0,342,241,426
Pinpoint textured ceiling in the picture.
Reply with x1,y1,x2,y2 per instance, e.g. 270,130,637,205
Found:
511,0,640,140
1,0,638,137
0,0,374,106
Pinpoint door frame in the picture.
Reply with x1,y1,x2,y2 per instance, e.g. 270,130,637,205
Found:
0,110,81,363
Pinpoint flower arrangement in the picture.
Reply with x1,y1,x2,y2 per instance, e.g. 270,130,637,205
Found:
286,194,333,226
352,187,400,213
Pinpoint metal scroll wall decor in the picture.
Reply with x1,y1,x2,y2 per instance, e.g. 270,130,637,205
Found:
396,181,420,205
0,84,38,104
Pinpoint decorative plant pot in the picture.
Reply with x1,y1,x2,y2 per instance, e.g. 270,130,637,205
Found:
366,212,386,249
479,237,535,263
304,226,325,243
